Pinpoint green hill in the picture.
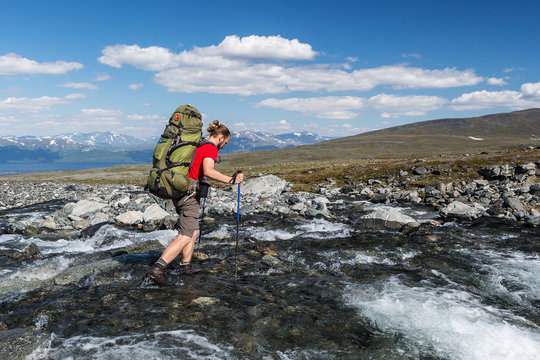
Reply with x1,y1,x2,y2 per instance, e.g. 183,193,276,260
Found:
222,108,540,167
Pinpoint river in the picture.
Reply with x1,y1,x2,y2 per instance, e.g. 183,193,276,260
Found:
0,198,539,359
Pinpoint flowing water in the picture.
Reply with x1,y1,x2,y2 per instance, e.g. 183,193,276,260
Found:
0,199,539,359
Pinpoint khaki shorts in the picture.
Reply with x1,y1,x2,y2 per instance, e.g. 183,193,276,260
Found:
174,196,200,237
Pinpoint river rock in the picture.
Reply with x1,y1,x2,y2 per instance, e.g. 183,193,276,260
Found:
412,167,428,175
115,211,144,226
503,197,526,214
191,296,220,306
440,201,485,220
359,187,374,200
528,183,540,195
239,175,288,197
357,208,415,230
262,254,285,267
70,199,107,218
515,163,536,174
0,328,48,359
526,215,540,227
143,204,170,222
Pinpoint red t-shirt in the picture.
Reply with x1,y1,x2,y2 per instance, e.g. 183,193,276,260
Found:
188,143,218,180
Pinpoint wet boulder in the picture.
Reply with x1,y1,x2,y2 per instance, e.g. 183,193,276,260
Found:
70,199,108,218
503,197,527,215
440,201,485,221
262,254,285,268
239,175,289,197
143,204,170,223
357,208,415,230
115,211,144,226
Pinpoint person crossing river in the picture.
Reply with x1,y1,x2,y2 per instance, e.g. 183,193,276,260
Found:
143,120,244,285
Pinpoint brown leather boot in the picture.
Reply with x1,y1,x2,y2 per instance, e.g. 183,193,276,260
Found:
144,262,167,285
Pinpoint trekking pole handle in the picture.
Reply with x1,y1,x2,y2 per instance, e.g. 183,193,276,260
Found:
230,170,242,184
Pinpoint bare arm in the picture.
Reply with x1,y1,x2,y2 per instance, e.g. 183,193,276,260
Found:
202,158,244,184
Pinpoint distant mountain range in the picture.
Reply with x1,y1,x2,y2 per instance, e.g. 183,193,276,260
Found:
0,130,330,163
223,108,540,165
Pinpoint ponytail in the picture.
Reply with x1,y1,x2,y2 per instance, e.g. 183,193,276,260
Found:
207,120,231,138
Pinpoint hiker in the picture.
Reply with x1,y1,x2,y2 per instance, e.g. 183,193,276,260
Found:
144,120,244,285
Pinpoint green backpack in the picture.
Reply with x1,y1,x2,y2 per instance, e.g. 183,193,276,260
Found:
147,104,206,199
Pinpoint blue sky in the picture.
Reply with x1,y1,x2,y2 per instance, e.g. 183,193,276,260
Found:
1,0,539,138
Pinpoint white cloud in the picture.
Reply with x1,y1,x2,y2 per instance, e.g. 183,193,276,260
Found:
192,35,317,61
129,83,143,90
346,57,358,62
99,44,180,71
155,64,482,96
99,36,315,72
521,81,540,97
271,119,291,131
258,96,365,119
0,93,85,111
401,53,421,58
449,84,540,110
80,108,123,117
258,93,446,119
0,53,83,75
368,93,447,116
60,82,98,90
99,37,482,96
487,77,507,86
126,113,160,121
93,73,111,81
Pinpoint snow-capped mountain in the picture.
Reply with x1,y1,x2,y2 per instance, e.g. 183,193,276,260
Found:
57,132,151,148
0,130,329,163
224,130,330,153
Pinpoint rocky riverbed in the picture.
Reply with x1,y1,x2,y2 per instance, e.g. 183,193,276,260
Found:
0,161,538,239
0,165,539,359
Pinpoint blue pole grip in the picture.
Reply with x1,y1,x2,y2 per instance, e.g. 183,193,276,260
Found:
236,184,241,221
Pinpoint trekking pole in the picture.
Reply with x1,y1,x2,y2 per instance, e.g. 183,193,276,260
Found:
230,170,242,280
197,177,209,249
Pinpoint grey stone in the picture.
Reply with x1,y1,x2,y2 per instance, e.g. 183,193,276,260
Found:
440,201,485,220
191,297,220,306
239,175,288,197
515,163,536,174
371,193,389,204
503,197,526,213
473,179,489,187
368,179,382,185
70,199,108,218
72,218,90,229
358,208,415,230
143,204,170,222
115,211,144,226
359,187,374,200
412,167,428,175
526,216,540,227
262,254,285,267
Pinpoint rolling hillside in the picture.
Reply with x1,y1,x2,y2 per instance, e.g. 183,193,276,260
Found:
222,108,540,166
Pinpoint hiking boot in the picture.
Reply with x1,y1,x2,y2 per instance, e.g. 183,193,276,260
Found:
179,262,195,275
144,262,167,285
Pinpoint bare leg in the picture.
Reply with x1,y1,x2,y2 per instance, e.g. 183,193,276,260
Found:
180,230,199,263
160,230,199,264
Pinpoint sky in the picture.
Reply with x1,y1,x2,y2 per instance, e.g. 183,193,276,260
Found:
1,0,539,139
